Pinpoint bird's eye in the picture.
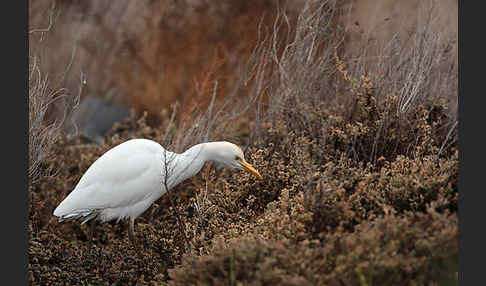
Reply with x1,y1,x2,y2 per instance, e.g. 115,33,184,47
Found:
235,156,241,161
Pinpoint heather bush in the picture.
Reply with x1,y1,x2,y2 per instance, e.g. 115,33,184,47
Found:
169,208,457,286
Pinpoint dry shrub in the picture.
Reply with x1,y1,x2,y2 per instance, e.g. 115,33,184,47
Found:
169,209,457,286
255,0,458,164
29,18,83,185
28,57,64,185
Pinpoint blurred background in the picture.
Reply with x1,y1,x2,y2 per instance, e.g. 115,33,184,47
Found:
29,0,457,143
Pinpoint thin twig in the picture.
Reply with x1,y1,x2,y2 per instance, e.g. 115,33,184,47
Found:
162,149,191,250
438,120,458,157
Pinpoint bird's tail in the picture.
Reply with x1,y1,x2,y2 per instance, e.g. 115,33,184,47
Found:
53,203,99,224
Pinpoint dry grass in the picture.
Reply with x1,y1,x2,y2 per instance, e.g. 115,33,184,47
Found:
28,53,82,185
28,1,458,285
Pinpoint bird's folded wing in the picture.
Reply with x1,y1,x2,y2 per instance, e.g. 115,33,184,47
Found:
55,151,163,216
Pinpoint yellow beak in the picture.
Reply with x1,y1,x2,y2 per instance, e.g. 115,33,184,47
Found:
238,160,263,179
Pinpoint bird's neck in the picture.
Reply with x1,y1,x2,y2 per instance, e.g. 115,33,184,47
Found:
163,143,216,189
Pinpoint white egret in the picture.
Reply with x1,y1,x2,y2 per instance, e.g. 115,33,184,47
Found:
53,139,262,247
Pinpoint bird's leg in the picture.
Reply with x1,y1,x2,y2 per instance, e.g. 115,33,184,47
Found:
128,219,139,251
87,220,96,247
123,219,142,262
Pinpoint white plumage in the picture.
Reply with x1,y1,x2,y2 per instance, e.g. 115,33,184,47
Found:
53,138,262,246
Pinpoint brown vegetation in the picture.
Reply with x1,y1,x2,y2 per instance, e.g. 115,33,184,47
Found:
29,1,458,285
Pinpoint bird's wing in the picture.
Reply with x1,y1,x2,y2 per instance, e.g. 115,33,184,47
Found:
55,147,164,216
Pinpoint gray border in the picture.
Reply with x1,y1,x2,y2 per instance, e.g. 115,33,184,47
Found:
458,0,474,285
5,0,29,284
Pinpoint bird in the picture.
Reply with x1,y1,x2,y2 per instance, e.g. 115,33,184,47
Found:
53,139,262,248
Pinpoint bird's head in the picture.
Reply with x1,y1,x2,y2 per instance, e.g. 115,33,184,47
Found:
206,141,263,179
